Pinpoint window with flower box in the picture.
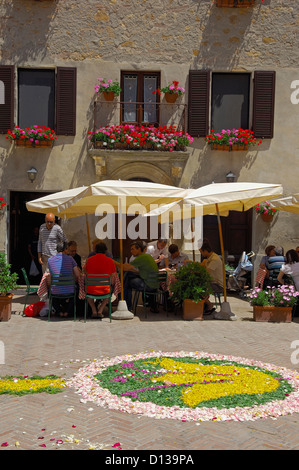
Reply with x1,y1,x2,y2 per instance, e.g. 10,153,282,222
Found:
121,71,160,126
0,65,77,135
188,70,275,139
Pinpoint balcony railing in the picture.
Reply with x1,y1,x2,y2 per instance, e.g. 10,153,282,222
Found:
93,99,187,134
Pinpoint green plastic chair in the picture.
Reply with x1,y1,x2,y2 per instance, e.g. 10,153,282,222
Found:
21,267,39,316
84,274,112,323
132,271,168,317
48,274,77,321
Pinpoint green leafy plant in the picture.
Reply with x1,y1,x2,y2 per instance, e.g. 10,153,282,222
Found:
170,261,213,303
0,253,18,296
94,77,122,96
254,201,277,216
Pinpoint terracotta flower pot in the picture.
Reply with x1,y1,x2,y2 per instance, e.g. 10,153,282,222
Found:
35,140,53,147
103,91,115,101
261,213,274,222
253,306,292,323
0,294,13,322
183,299,205,321
165,92,178,103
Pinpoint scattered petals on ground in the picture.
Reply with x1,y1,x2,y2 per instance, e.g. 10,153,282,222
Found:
66,351,299,423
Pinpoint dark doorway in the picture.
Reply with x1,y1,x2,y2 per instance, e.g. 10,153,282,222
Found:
9,191,53,284
203,209,252,266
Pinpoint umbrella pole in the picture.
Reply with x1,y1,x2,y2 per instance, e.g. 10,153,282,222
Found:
119,199,124,300
216,203,227,302
85,214,91,253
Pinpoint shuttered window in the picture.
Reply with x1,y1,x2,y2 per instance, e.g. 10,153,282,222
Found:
56,67,77,135
0,65,77,135
253,71,276,139
188,70,210,137
188,70,275,139
0,65,14,133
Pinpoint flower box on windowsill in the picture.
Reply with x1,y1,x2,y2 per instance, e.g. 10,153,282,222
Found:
216,0,255,7
15,139,53,148
211,143,248,151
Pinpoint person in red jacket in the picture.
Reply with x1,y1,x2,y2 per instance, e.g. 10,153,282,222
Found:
85,242,116,318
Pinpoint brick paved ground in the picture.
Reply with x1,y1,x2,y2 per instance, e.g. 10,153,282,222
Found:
1,289,299,451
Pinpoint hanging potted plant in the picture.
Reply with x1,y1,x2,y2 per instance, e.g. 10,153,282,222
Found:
94,77,122,101
254,201,277,222
153,80,185,103
169,262,213,320
249,285,298,323
0,253,18,321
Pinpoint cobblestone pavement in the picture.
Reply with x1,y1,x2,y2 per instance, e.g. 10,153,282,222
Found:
1,290,299,451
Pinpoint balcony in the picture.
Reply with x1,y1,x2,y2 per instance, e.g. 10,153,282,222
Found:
89,99,190,185
92,99,187,133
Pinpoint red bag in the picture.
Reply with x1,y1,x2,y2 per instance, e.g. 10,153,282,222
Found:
24,301,46,317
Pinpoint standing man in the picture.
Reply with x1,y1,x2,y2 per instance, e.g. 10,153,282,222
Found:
38,213,67,273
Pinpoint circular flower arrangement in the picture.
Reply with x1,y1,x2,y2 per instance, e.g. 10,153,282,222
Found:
0,375,65,396
66,351,299,423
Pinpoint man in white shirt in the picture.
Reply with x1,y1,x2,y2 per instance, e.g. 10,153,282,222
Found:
38,213,67,273
147,238,169,268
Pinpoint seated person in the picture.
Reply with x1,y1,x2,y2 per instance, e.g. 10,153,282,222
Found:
168,244,189,269
115,241,159,313
88,238,113,259
266,246,285,285
146,238,169,268
48,241,81,318
67,240,82,270
277,249,299,290
85,242,117,318
200,240,223,314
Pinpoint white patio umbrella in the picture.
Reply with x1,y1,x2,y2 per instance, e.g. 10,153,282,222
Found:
269,194,299,214
145,181,283,320
26,180,189,319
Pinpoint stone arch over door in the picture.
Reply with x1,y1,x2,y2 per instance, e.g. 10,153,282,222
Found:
109,162,175,185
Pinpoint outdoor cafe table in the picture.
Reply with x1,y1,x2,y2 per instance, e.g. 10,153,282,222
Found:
37,271,121,301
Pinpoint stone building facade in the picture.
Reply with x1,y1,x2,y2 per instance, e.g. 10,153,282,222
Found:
0,0,298,277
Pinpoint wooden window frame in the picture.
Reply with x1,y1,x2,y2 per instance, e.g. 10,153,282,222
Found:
120,71,161,126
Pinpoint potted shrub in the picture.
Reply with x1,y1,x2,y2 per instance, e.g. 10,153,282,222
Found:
153,80,185,103
94,77,122,101
205,128,262,151
249,285,299,322
0,253,18,321
169,262,213,320
254,201,277,222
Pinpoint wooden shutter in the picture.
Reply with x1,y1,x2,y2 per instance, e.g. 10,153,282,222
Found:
188,70,210,137
56,67,77,135
252,71,275,139
0,65,14,133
